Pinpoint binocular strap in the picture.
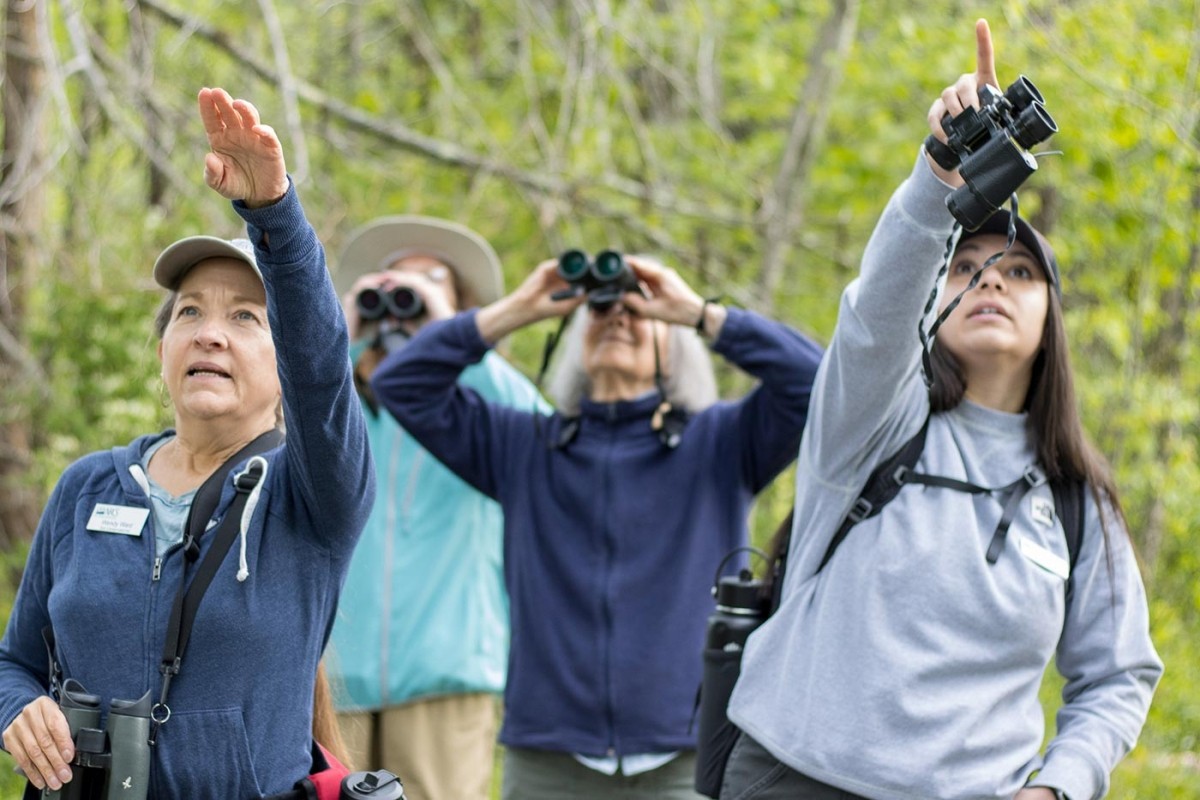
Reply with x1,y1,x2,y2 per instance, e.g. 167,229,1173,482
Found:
151,428,284,745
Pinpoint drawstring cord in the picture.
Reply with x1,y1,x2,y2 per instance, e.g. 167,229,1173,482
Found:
233,456,269,582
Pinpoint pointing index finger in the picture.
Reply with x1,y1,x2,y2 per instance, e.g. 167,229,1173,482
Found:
974,18,999,89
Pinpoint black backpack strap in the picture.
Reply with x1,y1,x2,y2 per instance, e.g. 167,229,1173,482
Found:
766,511,794,614
818,418,931,571
983,465,1047,564
1049,478,1085,571
1050,478,1087,601
151,428,283,745
779,418,1073,601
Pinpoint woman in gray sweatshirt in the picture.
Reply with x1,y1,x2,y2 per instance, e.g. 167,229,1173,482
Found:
722,19,1161,800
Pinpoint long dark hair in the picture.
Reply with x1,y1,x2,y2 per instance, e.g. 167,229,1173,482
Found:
929,284,1128,548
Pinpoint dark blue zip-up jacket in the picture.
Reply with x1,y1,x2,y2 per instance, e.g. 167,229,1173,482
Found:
371,307,821,756
0,185,374,799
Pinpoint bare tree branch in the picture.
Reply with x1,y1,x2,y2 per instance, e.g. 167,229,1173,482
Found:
59,0,192,195
256,0,310,185
137,0,751,227
695,28,728,138
756,0,859,311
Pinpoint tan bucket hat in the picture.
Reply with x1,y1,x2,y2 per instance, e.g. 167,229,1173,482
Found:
334,216,504,306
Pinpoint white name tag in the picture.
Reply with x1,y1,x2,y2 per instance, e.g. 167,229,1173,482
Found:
1016,532,1069,581
86,504,149,537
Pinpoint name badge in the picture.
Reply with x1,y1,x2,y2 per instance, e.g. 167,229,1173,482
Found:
86,504,149,537
1016,532,1069,581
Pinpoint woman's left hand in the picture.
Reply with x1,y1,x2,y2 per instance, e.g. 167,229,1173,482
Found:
198,87,289,208
1014,788,1057,800
622,256,726,336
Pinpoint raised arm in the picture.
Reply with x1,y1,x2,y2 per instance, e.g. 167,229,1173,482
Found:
801,20,1000,484
373,261,581,497
198,87,374,547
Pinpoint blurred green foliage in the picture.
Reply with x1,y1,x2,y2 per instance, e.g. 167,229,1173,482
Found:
1,0,1196,795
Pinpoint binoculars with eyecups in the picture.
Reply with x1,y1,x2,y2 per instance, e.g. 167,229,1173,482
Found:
552,250,641,310
355,286,425,321
40,679,152,800
924,75,1057,231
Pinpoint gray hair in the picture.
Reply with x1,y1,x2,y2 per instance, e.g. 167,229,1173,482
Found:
545,307,719,416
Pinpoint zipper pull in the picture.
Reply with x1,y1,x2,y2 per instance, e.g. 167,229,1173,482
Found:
152,558,162,582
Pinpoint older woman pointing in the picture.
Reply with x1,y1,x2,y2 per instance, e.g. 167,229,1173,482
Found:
0,88,373,798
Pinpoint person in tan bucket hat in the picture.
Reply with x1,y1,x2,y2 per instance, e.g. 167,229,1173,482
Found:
333,215,505,309
327,215,547,800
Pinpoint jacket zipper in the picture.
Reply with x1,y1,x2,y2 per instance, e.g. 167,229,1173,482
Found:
381,429,420,705
601,412,618,756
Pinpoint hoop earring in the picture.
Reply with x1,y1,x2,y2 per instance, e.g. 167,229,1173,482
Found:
158,378,171,409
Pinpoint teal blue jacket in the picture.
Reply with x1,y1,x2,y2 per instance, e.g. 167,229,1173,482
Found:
328,345,546,710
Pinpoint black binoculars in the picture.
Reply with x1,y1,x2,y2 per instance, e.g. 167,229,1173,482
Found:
355,286,425,321
41,679,152,800
552,249,641,310
924,75,1058,230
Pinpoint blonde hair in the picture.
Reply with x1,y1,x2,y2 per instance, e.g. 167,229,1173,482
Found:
312,660,353,769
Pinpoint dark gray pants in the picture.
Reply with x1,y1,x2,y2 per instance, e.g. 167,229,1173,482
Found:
719,733,868,800
502,747,706,800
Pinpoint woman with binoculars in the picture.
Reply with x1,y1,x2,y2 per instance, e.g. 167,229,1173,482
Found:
369,251,822,799
722,21,1161,800
0,88,374,798
327,216,547,800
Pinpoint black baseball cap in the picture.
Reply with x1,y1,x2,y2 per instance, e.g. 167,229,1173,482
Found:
957,211,1060,297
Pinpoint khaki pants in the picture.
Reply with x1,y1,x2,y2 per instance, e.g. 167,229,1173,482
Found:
338,693,498,800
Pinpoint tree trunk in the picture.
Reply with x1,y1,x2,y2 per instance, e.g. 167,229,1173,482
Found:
1,0,48,551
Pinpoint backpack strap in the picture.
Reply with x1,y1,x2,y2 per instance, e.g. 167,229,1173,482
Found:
817,416,1049,572
772,418,1083,606
818,418,931,571
768,422,934,609
1050,478,1087,601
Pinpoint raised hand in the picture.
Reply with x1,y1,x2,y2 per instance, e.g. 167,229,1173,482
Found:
197,87,289,208
620,255,726,337
475,259,585,343
925,19,1000,186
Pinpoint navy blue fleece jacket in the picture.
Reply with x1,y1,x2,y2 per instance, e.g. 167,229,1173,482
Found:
371,307,821,756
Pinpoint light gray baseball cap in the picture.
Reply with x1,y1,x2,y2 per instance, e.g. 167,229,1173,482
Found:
153,236,261,290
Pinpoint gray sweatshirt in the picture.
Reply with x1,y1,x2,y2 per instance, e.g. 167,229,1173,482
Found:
727,153,1162,800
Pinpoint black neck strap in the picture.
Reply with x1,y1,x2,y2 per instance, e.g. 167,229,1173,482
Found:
917,196,1023,388
151,428,284,745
